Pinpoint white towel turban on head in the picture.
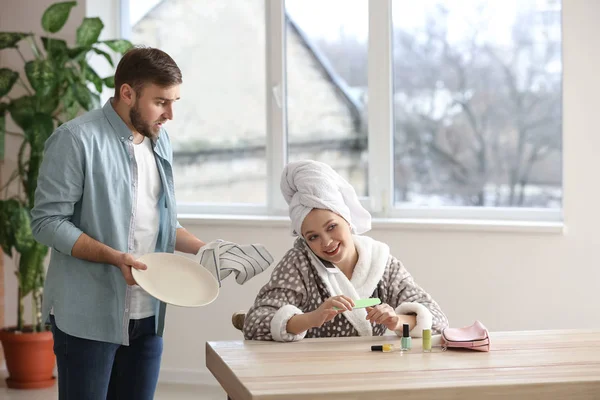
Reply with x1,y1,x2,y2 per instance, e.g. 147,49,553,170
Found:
280,160,372,236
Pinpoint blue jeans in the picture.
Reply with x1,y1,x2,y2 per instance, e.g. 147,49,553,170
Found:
50,315,163,400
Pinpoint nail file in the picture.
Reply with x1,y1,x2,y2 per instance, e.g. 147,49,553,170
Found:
334,297,381,310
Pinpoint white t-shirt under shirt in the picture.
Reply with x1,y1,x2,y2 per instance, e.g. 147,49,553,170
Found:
129,137,162,319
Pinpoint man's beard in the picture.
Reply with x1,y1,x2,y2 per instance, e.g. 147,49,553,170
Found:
129,103,160,139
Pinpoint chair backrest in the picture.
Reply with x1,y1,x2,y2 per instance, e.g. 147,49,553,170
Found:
231,311,246,331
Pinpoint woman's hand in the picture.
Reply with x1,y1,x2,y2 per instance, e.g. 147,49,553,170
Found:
307,295,355,328
365,303,402,331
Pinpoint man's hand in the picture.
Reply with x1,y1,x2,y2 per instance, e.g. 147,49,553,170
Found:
114,252,147,285
70,234,148,285
176,228,206,254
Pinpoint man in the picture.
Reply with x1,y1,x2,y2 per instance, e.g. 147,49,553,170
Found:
31,47,204,400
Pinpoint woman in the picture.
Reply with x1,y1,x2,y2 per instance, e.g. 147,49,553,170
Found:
243,160,448,342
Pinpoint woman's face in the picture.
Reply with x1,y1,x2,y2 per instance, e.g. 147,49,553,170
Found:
301,209,355,266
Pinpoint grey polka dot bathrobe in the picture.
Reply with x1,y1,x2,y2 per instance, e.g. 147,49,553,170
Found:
243,235,449,342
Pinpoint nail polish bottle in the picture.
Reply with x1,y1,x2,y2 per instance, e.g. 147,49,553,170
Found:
371,344,395,352
422,328,432,352
401,323,411,351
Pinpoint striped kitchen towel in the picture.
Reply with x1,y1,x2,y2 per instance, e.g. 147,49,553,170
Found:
196,240,274,286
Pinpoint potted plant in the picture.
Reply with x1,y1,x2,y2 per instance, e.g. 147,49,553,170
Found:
0,1,132,389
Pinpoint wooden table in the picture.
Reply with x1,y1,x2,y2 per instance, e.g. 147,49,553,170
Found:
206,330,600,399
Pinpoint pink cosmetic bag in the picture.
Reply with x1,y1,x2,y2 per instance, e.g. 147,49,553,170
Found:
441,320,491,352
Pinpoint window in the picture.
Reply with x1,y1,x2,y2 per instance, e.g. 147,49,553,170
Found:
129,0,267,205
122,0,562,221
285,0,369,197
392,0,562,209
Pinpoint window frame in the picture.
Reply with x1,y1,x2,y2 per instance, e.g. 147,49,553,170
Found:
119,0,562,224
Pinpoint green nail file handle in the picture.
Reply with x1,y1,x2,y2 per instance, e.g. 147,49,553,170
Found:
334,298,381,310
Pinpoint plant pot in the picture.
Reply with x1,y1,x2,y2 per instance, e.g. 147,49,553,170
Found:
0,328,56,389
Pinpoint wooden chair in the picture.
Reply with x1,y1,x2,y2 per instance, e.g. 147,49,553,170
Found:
231,311,246,331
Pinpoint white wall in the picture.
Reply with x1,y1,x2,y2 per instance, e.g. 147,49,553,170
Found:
3,0,600,387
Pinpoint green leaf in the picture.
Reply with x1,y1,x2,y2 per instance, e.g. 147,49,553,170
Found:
42,1,77,33
103,76,114,88
25,60,57,97
19,252,34,295
0,105,5,161
25,142,44,207
17,138,28,189
8,96,36,130
6,94,56,132
67,46,87,60
39,92,59,115
41,37,68,62
81,62,103,92
0,199,21,256
12,207,35,254
19,242,45,296
25,112,54,149
90,92,101,109
76,17,104,47
62,88,80,120
63,67,77,85
72,81,92,110
102,39,133,54
0,68,19,98
92,47,114,67
0,116,4,161
0,32,31,50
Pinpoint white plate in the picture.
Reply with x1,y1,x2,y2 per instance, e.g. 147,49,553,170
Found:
132,252,219,307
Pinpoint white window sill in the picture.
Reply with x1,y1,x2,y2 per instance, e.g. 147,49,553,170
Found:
178,214,564,234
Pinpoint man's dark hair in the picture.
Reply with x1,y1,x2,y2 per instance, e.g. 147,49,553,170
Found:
114,46,182,99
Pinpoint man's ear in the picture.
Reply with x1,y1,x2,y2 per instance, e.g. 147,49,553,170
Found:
119,84,136,106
